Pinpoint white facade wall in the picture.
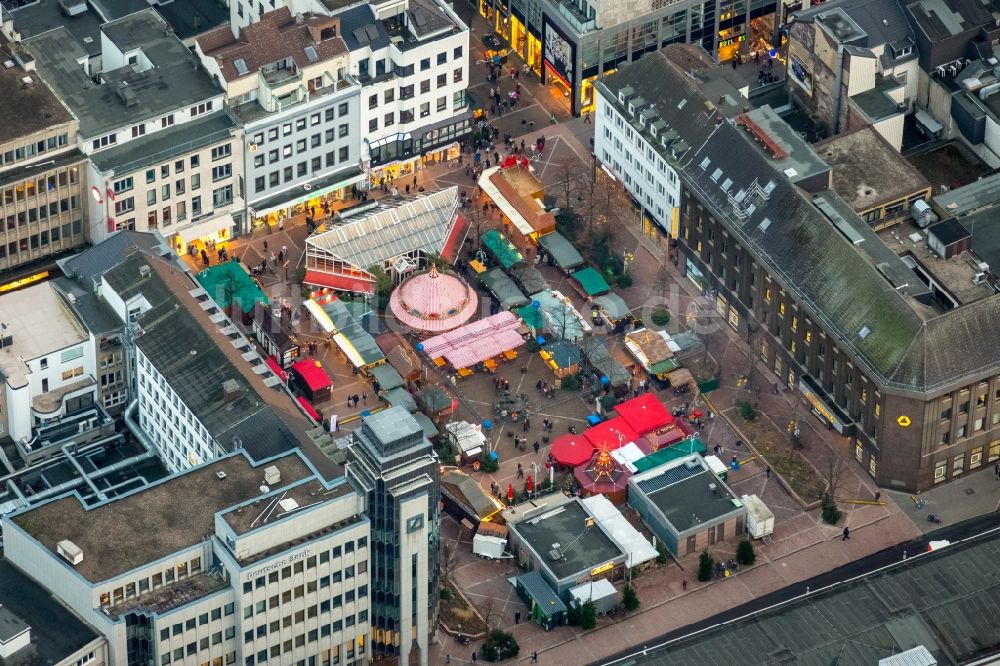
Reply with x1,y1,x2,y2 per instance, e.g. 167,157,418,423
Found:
86,121,243,247
594,92,680,233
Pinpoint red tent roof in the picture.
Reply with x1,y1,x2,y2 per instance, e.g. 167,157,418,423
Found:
304,269,375,293
614,394,672,434
583,418,638,451
549,434,595,467
291,359,332,392
265,356,287,382
297,395,321,421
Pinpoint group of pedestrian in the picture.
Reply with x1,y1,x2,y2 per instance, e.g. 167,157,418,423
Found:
345,393,367,408
493,376,511,393
541,417,554,433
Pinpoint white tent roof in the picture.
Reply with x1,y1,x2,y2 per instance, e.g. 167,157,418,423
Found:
581,494,658,567
568,578,617,604
610,442,646,473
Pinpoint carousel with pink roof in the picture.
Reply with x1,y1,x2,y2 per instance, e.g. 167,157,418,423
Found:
388,264,479,337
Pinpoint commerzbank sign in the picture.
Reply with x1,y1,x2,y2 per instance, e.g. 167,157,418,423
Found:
246,549,312,580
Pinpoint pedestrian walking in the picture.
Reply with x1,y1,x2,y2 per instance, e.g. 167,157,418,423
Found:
446,655,451,664
842,526,850,541
995,463,999,479
682,580,687,591
766,467,771,479
472,652,477,663
362,391,368,405
583,111,591,124
533,441,540,454
522,419,529,433
531,652,538,663
514,610,521,624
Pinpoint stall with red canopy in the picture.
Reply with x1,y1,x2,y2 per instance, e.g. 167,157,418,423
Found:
583,417,638,451
291,359,333,404
549,434,595,467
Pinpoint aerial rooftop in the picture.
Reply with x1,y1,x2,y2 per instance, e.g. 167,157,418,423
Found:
817,126,931,213
634,462,742,533
197,8,348,83
632,530,1000,665
0,36,74,145
0,282,88,390
25,10,221,138
221,475,355,535
0,560,101,665
10,451,313,583
511,499,624,581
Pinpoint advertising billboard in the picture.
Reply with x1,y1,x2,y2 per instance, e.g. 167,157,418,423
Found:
543,18,575,85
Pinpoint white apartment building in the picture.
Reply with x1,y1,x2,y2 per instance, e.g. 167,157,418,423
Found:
100,251,298,473
24,10,242,254
228,0,472,188
196,9,365,232
594,84,682,236
0,281,114,465
2,448,372,666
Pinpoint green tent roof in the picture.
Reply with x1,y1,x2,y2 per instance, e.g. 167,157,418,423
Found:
196,262,269,312
382,387,418,413
594,293,631,321
633,438,707,472
482,229,524,269
481,268,529,309
572,267,610,296
538,231,584,269
369,363,404,391
517,303,544,329
648,358,680,376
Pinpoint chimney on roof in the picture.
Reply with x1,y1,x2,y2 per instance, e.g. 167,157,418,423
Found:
139,264,151,279
310,17,341,43
222,379,242,402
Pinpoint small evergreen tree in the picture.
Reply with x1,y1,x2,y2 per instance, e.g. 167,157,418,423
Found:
736,540,756,566
481,630,519,662
739,401,757,422
821,493,842,525
580,600,597,629
655,540,669,566
622,584,640,611
697,551,715,582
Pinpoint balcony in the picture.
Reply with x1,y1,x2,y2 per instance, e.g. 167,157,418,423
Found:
262,66,302,88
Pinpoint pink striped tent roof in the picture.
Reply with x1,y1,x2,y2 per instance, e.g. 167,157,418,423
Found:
389,265,478,334
443,329,525,369
421,311,521,360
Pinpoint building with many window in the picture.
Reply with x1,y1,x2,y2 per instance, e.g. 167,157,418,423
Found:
23,10,241,253
196,8,364,234
597,45,1000,491
0,281,115,465
345,406,439,666
2,447,371,666
0,35,87,275
478,0,779,116
228,0,472,188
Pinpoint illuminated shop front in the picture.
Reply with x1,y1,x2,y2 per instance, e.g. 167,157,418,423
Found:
718,28,747,61
509,11,542,74
172,213,237,257
366,115,471,187
249,166,365,231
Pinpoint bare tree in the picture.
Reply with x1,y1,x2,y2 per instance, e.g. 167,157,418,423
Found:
552,157,585,210
440,541,458,592
824,453,847,500
467,206,498,248
480,594,498,631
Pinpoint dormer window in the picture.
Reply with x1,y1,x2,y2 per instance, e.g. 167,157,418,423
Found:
628,103,635,115
650,125,658,137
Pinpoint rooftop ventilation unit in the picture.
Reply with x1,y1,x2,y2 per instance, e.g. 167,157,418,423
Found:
264,465,281,485
57,540,83,565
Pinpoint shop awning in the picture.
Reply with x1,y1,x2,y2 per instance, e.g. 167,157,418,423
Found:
594,293,630,322
304,299,336,334
382,386,418,413
177,212,235,243
481,229,523,269
480,268,529,310
571,267,610,296
296,395,321,421
249,166,365,218
304,269,376,293
368,363,404,391
538,232,584,270
265,356,288,382
291,359,332,392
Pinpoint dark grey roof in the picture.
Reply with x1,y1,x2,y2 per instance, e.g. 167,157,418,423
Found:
852,76,906,121
89,112,237,174
5,0,104,54
91,0,230,39
51,277,123,334
965,208,1000,270
511,500,624,581
516,571,567,616
0,560,100,666
598,48,1000,393
929,218,971,245
906,0,1000,41
58,230,171,291
795,0,914,48
633,531,1000,666
639,469,742,533
337,4,391,51
25,10,221,138
932,171,1000,216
